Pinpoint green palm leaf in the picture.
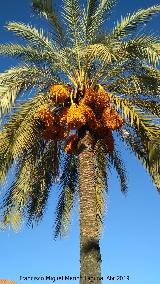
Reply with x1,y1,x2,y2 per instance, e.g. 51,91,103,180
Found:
0,43,63,65
27,141,56,224
62,0,82,69
85,0,100,32
32,0,64,42
84,43,118,64
5,23,75,77
109,93,160,141
111,5,160,39
107,73,160,96
54,153,78,238
51,141,61,183
84,0,117,43
121,35,160,66
0,149,37,231
0,65,54,117
108,148,128,193
130,99,160,117
0,93,49,183
0,140,56,230
119,127,160,191
6,22,54,49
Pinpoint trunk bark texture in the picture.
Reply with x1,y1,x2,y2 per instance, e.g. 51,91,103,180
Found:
78,129,102,284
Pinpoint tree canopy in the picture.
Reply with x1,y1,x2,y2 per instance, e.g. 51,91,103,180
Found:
0,0,160,235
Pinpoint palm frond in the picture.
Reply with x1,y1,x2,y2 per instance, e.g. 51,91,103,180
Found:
0,65,54,117
0,207,23,232
27,140,55,224
52,141,61,183
6,22,55,49
4,23,88,86
81,40,119,84
0,140,55,230
84,0,117,43
62,0,82,69
32,0,64,42
88,52,147,86
96,56,140,84
0,44,77,86
54,153,78,238
5,23,76,74
84,43,118,63
146,142,160,190
111,5,160,39
130,99,160,117
96,37,160,86
0,155,35,231
119,128,160,191
84,0,101,42
0,93,49,184
108,148,128,193
107,73,160,96
54,187,75,239
62,0,81,41
96,0,117,17
12,118,41,159
0,66,27,117
0,43,61,64
121,35,160,66
141,65,160,90
5,23,75,73
109,93,160,141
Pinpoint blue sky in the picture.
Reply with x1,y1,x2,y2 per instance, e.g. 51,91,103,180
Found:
0,0,160,284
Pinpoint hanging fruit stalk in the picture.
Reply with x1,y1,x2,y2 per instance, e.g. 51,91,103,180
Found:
50,84,69,103
58,107,69,126
35,104,68,141
101,107,124,130
82,88,110,118
34,104,54,127
66,103,87,129
43,125,68,141
34,86,124,151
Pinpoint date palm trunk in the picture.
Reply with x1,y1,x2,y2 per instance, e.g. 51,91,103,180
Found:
78,128,102,284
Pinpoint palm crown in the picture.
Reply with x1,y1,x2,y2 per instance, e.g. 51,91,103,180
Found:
0,0,160,236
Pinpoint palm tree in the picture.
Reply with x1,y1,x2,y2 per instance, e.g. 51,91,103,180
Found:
0,0,160,283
